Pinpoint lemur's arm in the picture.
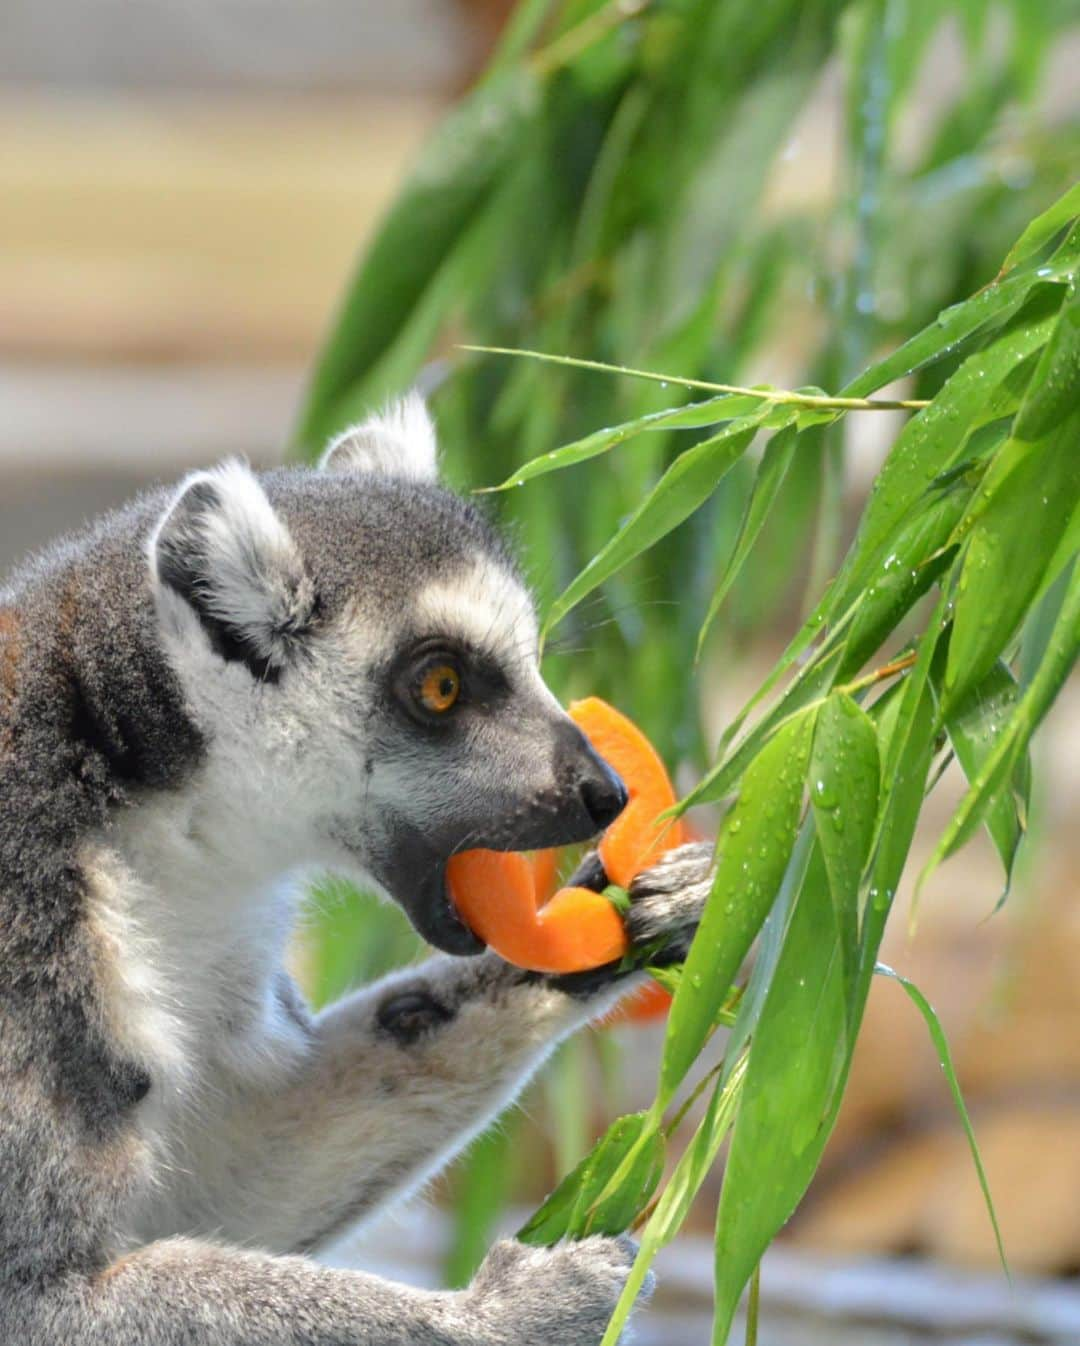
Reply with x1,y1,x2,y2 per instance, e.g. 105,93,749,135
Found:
181,955,601,1254
27,1230,644,1346
166,844,713,1256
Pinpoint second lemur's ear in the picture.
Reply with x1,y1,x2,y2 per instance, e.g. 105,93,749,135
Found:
150,461,317,682
320,391,438,482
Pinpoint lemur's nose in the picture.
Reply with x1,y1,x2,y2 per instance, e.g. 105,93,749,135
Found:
579,758,629,830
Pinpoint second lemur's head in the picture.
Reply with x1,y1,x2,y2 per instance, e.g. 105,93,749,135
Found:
147,394,626,954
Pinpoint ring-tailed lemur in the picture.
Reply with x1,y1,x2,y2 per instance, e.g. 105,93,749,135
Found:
0,394,715,1345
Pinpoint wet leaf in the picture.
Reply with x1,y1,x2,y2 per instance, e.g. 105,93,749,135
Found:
712,843,847,1343
945,406,1080,708
516,1111,663,1246
833,291,1062,618
923,560,1080,892
935,660,1031,896
842,224,1080,398
599,1056,749,1346
809,694,880,993
1014,279,1080,441
658,709,815,1107
1000,182,1080,274
481,394,762,492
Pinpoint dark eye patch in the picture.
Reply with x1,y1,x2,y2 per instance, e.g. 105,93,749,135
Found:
385,632,512,724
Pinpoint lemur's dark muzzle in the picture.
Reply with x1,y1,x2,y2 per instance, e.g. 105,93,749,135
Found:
561,724,628,831
375,717,630,959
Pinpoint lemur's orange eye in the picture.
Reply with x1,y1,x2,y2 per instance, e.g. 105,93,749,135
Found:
417,662,461,715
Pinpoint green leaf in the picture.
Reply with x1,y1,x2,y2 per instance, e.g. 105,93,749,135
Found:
1014,280,1080,441
712,844,847,1343
945,406,1080,707
837,481,971,677
295,69,539,450
936,660,1031,896
658,708,815,1108
833,291,1063,617
1000,182,1080,274
516,1111,663,1246
859,678,938,967
677,626,851,813
842,224,1080,398
543,413,768,638
696,426,798,656
599,1055,749,1346
481,394,762,492
809,693,880,995
875,964,1009,1277
719,820,816,1085
878,589,950,803
922,560,1080,891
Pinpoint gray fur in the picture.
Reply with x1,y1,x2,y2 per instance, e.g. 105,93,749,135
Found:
0,400,710,1344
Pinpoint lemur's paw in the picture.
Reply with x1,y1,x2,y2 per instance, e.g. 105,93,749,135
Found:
625,840,714,961
464,1235,651,1345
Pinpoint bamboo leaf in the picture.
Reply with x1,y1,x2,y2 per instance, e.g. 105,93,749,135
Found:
809,694,880,993
945,406,1080,708
1014,279,1080,441
696,426,798,656
832,291,1063,618
842,223,1080,398
543,413,769,638
1000,182,1080,274
862,679,937,957
922,561,1080,891
875,964,1008,1276
481,394,762,492
837,480,971,678
658,709,815,1108
677,633,849,813
295,69,539,450
516,1111,662,1247
599,1056,749,1346
934,660,1031,896
712,845,847,1343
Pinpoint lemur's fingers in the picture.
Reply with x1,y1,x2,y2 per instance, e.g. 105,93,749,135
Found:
624,840,714,960
466,1235,651,1346
524,841,714,1000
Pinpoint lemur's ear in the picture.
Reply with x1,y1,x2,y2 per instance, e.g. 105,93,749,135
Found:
320,391,438,482
150,461,317,682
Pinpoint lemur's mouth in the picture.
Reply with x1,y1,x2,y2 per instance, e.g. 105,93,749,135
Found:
407,862,487,957
374,795,615,958
370,829,487,957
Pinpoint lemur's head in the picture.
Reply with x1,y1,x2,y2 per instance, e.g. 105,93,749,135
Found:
147,395,626,954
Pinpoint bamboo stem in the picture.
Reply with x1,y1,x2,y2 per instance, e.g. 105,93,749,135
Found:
460,344,931,412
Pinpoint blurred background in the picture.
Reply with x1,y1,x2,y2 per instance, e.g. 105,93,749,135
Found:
3,2,1080,1342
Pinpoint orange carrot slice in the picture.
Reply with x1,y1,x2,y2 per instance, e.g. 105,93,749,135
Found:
446,698,686,974
445,854,627,974
568,697,685,888
529,848,560,903
603,979,673,1026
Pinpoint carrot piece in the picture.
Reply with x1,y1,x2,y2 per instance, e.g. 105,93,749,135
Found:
528,885,628,971
445,698,687,975
445,857,628,974
568,697,685,888
603,979,673,1026
444,849,539,961
529,848,560,904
